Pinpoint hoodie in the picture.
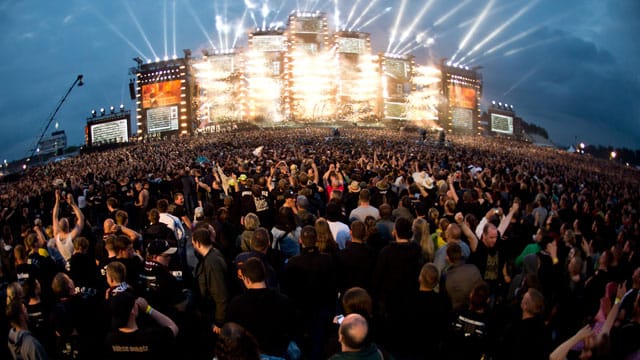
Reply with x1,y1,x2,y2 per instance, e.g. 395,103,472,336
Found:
7,327,49,360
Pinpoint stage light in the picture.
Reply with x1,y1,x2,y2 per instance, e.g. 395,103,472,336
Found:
100,108,105,115
498,102,502,107
77,74,84,86
610,151,617,159
110,106,115,114
91,110,97,117
120,104,125,112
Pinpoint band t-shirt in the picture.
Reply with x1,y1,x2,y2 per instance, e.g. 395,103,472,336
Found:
104,326,174,360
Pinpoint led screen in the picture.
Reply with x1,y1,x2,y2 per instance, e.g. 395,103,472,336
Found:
146,106,179,133
384,59,410,80
385,102,407,120
295,18,322,33
491,113,514,134
90,118,129,145
338,37,365,54
141,80,181,109
451,107,473,129
252,35,286,52
448,84,476,109
209,55,236,74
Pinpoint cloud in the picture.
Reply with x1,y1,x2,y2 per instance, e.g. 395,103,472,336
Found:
63,14,74,24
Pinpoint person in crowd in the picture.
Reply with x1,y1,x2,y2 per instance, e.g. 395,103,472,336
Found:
328,313,384,360
225,257,297,359
104,291,178,359
51,190,84,267
281,225,337,360
349,189,380,224
336,220,377,296
6,297,49,360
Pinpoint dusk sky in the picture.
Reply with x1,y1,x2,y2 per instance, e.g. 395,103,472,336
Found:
1,0,638,161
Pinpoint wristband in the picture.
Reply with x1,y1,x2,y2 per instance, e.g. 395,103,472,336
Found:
615,297,621,305
145,305,153,315
552,258,559,265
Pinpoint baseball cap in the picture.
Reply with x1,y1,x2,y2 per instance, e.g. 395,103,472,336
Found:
238,174,248,181
147,239,177,256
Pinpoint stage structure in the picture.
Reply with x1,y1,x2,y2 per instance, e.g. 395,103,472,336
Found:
333,31,377,122
484,101,523,138
85,108,131,146
37,130,67,156
439,61,483,135
132,56,193,136
245,29,287,122
130,10,482,134
284,11,334,121
192,49,244,129
379,53,414,121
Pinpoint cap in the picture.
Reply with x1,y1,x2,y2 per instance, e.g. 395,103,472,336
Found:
238,174,248,181
147,239,177,256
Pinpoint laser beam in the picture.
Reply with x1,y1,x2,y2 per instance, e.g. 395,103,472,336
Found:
350,0,379,31
433,0,471,26
454,0,494,60
387,0,408,52
122,0,159,60
393,0,437,53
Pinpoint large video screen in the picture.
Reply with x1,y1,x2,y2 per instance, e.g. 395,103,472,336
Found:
491,113,514,134
295,18,322,34
449,84,476,109
209,55,236,74
90,118,129,145
141,80,181,109
338,37,366,54
146,106,179,133
252,35,286,52
451,107,473,129
385,102,407,120
384,59,410,80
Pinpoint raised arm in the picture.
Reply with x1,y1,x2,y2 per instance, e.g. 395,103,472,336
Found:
67,193,85,238
549,325,593,360
456,212,478,252
497,201,519,236
52,190,61,236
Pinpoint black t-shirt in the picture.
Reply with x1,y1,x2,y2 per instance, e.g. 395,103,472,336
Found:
104,326,175,360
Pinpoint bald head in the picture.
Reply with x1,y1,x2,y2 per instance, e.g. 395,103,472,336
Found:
339,313,369,352
445,223,461,242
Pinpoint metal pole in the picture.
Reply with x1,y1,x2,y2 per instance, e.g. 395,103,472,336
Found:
31,74,83,159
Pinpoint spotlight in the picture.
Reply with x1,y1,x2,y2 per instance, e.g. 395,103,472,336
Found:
91,110,97,117
110,106,115,114
120,104,125,112
77,74,84,86
100,108,105,115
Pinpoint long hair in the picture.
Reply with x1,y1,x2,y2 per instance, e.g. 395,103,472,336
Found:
315,217,338,254
413,217,433,261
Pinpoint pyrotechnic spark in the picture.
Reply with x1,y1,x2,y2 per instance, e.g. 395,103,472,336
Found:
387,0,408,52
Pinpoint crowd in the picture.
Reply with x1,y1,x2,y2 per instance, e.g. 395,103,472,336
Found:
0,126,639,360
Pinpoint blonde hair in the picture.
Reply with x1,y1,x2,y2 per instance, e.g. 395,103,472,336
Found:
413,217,434,262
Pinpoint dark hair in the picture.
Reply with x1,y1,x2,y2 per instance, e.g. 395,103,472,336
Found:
342,287,373,318
241,257,266,283
469,282,490,312
250,227,270,252
214,322,261,360
350,220,366,241
300,225,317,247
192,228,213,247
157,199,169,213
394,217,413,240
446,242,463,263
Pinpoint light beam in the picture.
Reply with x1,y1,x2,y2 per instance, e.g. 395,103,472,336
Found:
387,0,408,52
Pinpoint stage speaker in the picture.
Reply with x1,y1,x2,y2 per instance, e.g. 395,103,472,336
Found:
129,79,136,100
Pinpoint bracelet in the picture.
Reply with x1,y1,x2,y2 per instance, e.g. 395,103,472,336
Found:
145,305,153,315
552,258,559,265
615,297,622,305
